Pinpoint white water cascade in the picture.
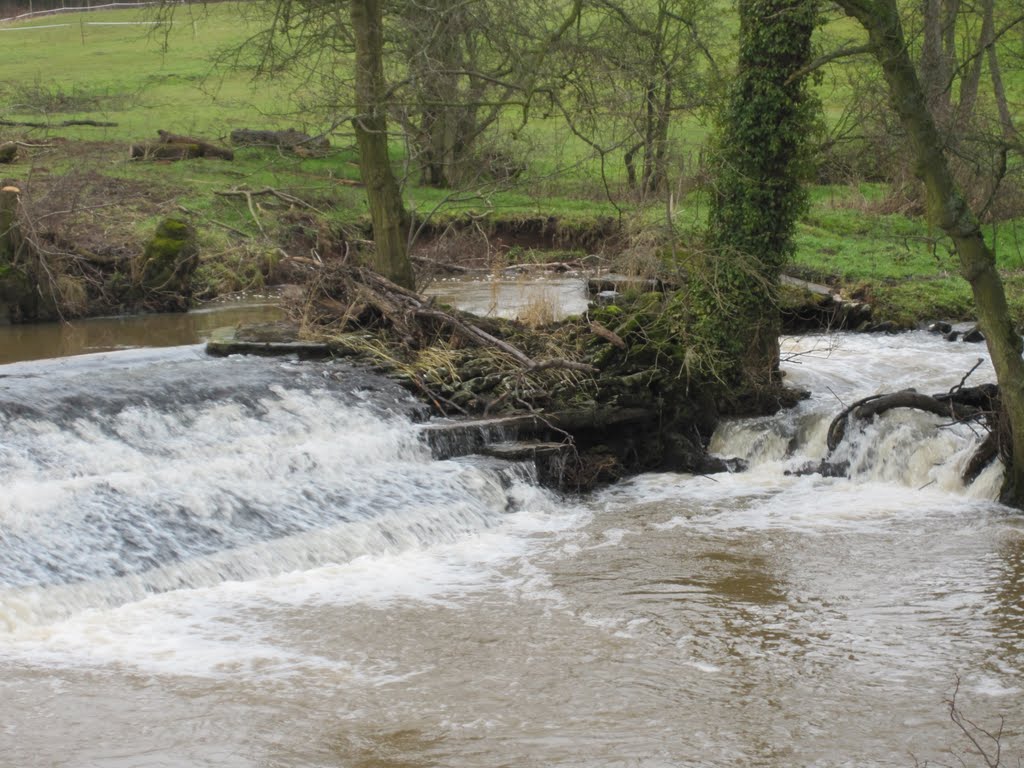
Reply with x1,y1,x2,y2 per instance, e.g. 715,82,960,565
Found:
0,347,539,630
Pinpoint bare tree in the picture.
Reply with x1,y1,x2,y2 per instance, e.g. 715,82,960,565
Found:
837,0,1024,507
554,0,721,196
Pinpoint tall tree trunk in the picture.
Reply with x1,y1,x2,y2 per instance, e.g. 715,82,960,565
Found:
956,5,987,124
838,0,1024,506
696,0,816,400
350,0,415,288
984,0,1016,142
624,142,641,190
921,0,951,124
641,80,658,196
650,80,672,193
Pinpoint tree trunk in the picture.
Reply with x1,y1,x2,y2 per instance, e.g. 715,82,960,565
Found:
920,0,951,124
837,0,1024,506
956,5,986,124
697,0,816,399
0,186,20,262
350,0,415,289
984,0,1016,142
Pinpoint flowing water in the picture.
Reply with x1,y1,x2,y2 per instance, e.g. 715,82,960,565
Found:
0,330,1022,767
423,276,590,321
0,296,284,364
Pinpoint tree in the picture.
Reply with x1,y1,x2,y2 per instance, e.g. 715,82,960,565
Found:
836,0,1024,506
213,0,583,282
390,0,534,189
351,0,414,287
686,0,816,403
554,0,721,197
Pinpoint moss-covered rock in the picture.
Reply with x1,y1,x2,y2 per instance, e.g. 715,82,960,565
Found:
134,217,199,312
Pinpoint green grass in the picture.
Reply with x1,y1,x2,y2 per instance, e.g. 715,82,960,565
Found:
0,6,288,140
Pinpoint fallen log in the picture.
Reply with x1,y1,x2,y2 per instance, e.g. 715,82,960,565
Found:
130,142,202,161
157,129,234,160
0,118,117,128
229,128,329,152
826,387,995,452
825,381,1001,485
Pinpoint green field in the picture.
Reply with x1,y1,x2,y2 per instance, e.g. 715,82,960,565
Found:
2,2,1023,324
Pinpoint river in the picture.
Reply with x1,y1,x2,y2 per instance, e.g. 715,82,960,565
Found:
0,318,1021,766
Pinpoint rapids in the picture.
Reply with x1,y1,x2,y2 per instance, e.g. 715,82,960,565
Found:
0,330,1021,767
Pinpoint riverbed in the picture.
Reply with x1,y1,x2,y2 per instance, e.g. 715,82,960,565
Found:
0,325,1020,766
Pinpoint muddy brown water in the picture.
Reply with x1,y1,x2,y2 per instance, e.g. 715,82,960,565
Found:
0,309,1021,766
0,298,285,364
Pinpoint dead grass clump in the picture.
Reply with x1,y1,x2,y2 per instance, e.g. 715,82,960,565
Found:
517,290,560,328
55,273,89,316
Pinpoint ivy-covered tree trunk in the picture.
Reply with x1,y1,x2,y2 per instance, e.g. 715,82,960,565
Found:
350,0,415,289
693,0,816,405
837,0,1024,507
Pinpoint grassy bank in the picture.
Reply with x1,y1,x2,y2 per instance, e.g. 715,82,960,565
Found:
2,3,1023,326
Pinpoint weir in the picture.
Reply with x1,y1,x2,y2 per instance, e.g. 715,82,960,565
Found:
0,331,1021,767
0,347,547,626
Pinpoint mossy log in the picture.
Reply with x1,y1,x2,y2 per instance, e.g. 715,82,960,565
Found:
0,142,17,164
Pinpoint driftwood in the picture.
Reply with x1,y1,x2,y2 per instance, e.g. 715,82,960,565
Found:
336,267,597,375
0,118,117,128
825,376,1001,485
589,321,626,349
229,128,329,152
411,255,474,273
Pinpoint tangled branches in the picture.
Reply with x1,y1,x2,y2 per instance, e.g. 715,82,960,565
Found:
293,262,598,417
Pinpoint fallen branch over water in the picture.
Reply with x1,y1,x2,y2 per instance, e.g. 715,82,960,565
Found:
355,267,597,374
826,374,1002,485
